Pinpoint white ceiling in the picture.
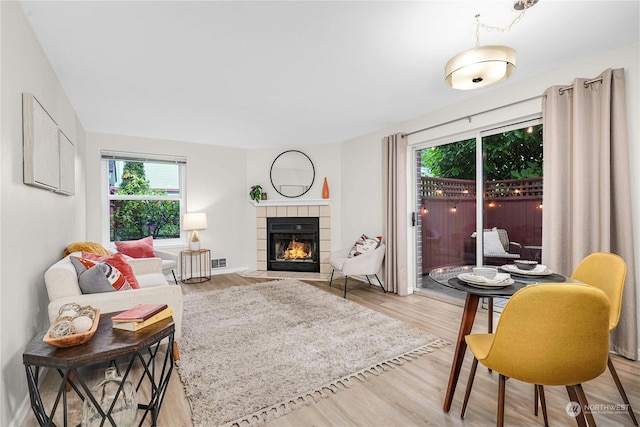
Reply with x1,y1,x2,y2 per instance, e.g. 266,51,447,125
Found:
19,1,640,149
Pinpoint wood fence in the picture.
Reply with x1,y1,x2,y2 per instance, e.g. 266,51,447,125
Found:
419,177,543,273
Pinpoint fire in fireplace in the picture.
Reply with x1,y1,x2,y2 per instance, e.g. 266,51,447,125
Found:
283,240,313,260
267,217,320,272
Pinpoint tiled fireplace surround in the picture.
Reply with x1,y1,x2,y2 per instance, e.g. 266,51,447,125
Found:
255,204,331,274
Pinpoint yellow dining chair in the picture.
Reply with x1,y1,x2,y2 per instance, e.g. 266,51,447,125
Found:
535,252,637,426
460,283,610,427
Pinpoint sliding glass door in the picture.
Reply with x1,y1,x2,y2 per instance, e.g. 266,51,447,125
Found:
418,138,477,273
415,121,542,292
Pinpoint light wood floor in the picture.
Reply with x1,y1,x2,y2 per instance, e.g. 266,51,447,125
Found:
23,274,639,427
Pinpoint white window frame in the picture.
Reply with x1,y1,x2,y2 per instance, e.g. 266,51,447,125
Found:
100,151,187,249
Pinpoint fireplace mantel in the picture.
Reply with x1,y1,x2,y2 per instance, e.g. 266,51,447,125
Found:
249,199,330,207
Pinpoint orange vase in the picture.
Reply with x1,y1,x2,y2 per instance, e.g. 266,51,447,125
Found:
322,177,330,199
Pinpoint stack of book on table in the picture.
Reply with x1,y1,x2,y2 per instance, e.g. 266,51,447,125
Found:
112,303,173,331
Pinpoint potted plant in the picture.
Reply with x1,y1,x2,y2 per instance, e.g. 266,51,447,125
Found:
249,185,263,203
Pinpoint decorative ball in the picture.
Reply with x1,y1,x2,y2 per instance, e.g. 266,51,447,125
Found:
49,320,74,337
58,302,81,317
72,316,94,333
78,306,96,320
59,310,78,318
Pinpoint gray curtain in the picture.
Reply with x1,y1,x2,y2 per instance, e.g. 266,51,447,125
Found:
542,68,637,360
383,133,409,295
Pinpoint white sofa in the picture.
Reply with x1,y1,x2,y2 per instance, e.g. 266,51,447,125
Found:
110,247,179,285
44,252,183,340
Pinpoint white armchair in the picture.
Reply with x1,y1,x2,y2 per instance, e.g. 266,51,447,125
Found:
329,243,386,298
155,249,178,285
110,245,178,285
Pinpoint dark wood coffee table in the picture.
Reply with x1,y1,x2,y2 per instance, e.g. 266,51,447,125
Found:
23,312,175,426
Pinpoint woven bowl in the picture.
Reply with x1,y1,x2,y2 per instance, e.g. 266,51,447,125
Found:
514,260,538,271
43,309,100,348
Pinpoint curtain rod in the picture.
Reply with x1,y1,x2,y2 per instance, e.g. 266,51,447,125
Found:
406,94,543,136
558,77,603,95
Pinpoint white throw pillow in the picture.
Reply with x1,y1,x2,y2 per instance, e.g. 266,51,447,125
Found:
484,228,507,255
348,234,381,258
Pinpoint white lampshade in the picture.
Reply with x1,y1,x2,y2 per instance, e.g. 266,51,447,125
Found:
445,45,516,90
182,212,208,231
183,212,207,251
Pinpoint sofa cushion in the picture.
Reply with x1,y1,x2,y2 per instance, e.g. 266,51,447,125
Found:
69,256,97,275
484,227,507,255
114,236,156,258
82,251,140,289
70,257,131,293
63,241,110,257
348,234,381,258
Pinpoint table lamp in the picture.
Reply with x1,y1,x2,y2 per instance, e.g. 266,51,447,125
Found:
183,212,207,251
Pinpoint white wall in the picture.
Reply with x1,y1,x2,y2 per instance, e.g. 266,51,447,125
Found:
85,133,250,268
85,138,344,272
340,42,640,340
1,2,87,425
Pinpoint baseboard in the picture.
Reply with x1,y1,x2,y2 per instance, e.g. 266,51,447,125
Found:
239,269,331,282
9,394,30,427
11,367,51,427
210,266,248,276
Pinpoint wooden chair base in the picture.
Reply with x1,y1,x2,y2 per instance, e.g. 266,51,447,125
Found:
173,341,180,361
535,356,638,427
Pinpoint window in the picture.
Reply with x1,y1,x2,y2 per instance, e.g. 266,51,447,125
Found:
102,151,186,246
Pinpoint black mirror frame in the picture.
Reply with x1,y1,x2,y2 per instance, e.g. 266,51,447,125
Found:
269,150,315,198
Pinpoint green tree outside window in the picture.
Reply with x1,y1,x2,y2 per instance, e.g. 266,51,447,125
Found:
421,125,543,180
110,161,180,241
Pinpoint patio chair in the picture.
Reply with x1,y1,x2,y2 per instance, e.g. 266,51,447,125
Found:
467,228,522,262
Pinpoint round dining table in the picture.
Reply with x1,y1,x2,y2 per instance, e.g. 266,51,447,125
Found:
428,265,567,412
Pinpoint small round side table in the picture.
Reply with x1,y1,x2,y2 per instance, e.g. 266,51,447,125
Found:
180,248,211,284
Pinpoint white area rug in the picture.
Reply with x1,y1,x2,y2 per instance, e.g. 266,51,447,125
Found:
176,279,448,427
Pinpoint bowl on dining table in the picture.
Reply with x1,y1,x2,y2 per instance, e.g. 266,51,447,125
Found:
472,267,498,279
514,260,538,271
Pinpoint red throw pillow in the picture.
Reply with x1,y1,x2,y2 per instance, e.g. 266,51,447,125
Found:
114,236,156,258
82,251,140,289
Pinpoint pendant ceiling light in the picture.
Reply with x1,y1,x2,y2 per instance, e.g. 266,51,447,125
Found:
445,43,516,90
445,0,538,90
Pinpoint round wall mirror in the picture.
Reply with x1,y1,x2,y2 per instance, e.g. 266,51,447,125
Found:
270,150,315,198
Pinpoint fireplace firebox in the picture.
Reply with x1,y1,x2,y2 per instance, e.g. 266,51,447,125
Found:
267,217,320,272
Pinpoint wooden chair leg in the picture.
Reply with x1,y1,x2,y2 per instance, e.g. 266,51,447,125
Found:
65,371,75,392
574,384,596,427
329,269,335,288
566,385,587,427
535,384,549,427
497,374,507,427
461,357,478,419
608,356,639,426
173,341,180,361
